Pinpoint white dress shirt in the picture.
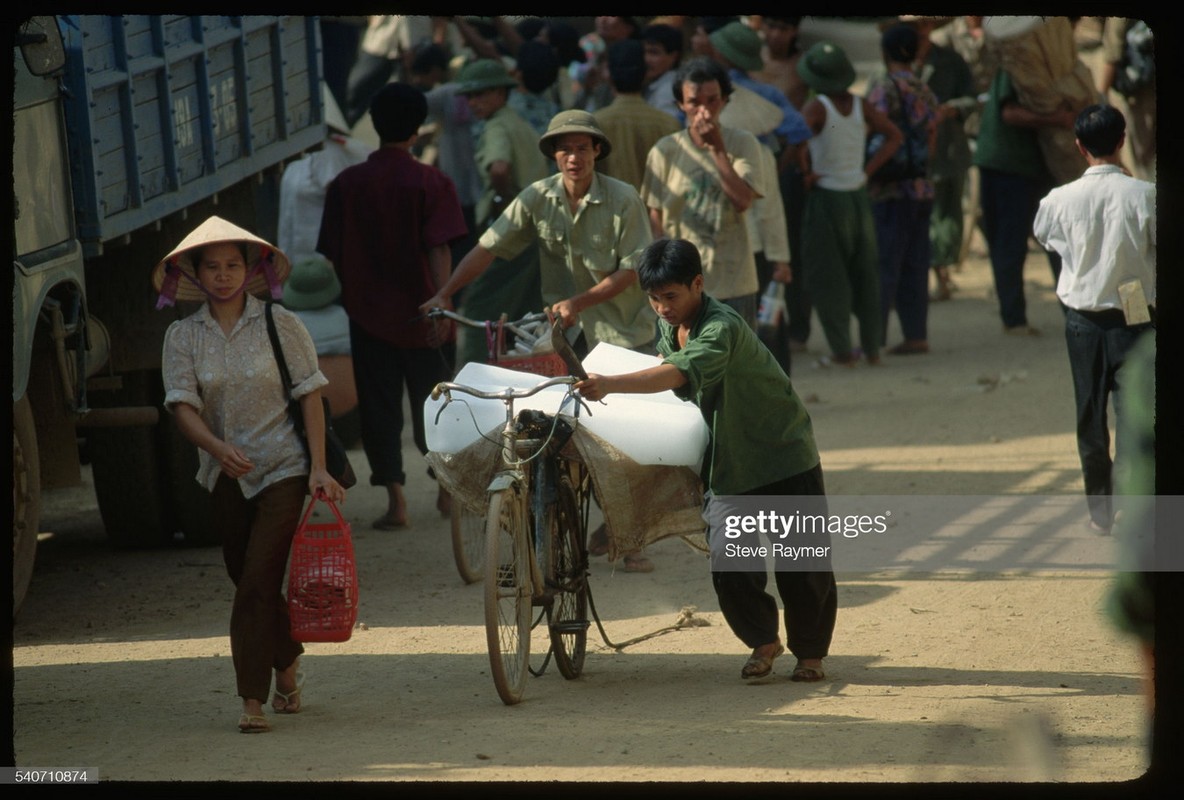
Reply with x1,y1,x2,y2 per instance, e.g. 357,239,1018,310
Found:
1034,164,1156,312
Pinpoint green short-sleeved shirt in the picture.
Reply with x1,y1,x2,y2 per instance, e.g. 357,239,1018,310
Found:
474,105,549,225
972,69,1047,180
659,294,819,495
478,172,656,349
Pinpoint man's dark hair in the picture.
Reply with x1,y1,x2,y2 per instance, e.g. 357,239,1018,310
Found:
516,41,559,94
515,17,546,41
1075,104,1126,157
607,40,647,94
699,16,739,36
641,23,683,59
638,238,702,290
673,56,732,103
410,43,449,77
369,82,428,144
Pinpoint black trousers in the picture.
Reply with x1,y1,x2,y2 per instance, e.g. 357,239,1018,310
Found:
711,463,838,660
1064,307,1154,527
350,321,453,487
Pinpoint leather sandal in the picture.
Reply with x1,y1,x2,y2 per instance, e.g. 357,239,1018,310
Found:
790,661,826,682
741,643,784,679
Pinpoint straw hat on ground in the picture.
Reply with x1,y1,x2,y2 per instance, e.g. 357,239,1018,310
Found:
151,215,290,307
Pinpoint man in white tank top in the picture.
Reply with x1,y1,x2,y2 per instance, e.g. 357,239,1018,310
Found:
795,41,903,366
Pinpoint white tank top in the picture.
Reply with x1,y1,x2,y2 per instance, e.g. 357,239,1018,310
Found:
807,95,867,191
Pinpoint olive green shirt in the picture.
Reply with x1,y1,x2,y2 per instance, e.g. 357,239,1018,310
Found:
972,69,1048,181
474,104,549,226
659,294,819,495
479,172,656,350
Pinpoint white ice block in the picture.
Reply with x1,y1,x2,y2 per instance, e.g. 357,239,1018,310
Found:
424,344,709,467
424,361,571,455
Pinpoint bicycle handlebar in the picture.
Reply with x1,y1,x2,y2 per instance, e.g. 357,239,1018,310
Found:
431,374,577,403
426,307,549,330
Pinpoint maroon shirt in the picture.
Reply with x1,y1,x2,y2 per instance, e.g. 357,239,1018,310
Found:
317,146,467,348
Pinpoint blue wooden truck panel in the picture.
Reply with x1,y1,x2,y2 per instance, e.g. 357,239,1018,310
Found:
58,15,324,255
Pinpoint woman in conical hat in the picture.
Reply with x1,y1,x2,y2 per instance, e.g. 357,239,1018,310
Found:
156,216,346,733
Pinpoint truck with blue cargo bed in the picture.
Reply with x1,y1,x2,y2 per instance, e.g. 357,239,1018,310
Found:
12,15,326,612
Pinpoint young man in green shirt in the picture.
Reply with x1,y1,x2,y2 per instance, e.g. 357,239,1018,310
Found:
576,238,836,681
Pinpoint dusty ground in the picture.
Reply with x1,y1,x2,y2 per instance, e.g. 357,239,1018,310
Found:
12,243,1153,786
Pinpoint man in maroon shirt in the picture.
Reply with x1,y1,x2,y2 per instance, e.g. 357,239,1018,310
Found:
317,82,468,529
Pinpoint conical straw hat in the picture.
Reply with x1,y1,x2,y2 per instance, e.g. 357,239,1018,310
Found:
151,215,291,304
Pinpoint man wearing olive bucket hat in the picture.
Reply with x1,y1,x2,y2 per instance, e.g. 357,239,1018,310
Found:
155,215,347,733
796,40,903,367
421,109,658,573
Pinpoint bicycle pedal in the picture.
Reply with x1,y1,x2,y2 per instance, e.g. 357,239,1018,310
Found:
550,619,591,634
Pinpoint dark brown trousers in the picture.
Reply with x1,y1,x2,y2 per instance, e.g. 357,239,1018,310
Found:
213,474,307,701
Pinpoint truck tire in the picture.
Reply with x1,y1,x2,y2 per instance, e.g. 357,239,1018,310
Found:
89,370,217,548
13,395,41,617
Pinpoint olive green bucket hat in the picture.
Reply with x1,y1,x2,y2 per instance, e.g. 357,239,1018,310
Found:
283,255,342,311
709,21,764,73
538,110,612,160
455,58,518,94
796,41,856,94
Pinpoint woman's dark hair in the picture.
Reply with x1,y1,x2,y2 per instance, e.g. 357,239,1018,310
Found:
672,56,732,103
881,24,918,64
1075,103,1126,157
637,238,702,290
191,241,249,267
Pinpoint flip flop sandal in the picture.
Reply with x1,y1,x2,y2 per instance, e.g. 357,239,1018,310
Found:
238,714,271,733
272,670,305,714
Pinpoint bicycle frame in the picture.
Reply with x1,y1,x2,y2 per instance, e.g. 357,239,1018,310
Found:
432,376,584,600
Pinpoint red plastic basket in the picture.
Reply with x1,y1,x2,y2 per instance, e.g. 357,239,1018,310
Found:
287,495,358,643
493,351,569,377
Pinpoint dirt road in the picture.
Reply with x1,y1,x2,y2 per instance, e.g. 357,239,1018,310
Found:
12,246,1152,784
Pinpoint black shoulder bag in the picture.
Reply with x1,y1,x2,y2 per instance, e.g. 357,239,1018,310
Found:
265,302,357,489
866,77,929,184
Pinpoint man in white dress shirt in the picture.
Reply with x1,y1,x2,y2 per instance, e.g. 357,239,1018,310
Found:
1033,104,1155,533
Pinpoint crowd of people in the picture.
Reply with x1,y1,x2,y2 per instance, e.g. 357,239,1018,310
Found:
154,15,1156,733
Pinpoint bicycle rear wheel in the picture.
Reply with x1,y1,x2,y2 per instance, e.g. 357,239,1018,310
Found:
484,487,532,704
451,503,485,584
547,476,589,679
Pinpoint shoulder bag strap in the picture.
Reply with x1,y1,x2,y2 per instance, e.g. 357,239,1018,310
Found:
265,301,294,397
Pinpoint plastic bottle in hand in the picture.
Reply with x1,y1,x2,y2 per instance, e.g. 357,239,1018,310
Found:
757,280,785,329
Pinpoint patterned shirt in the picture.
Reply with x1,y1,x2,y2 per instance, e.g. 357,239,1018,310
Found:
642,126,766,300
865,69,938,202
163,294,327,498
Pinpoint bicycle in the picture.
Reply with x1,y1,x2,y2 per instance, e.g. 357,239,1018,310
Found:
429,373,592,705
426,307,571,585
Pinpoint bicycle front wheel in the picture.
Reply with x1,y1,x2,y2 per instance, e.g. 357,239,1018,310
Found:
451,503,485,584
547,475,589,679
484,487,532,704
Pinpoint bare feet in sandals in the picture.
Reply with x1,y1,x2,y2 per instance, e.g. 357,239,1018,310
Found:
272,660,304,714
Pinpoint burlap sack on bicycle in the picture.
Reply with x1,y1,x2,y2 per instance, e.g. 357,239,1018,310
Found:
426,428,705,560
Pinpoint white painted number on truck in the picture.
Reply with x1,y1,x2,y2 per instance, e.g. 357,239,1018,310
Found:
211,78,238,136
174,95,194,148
